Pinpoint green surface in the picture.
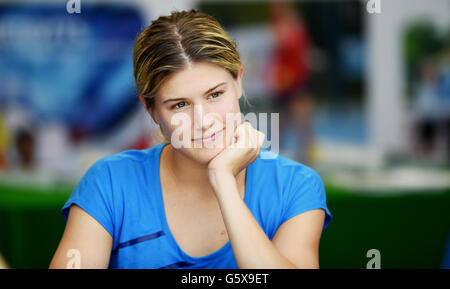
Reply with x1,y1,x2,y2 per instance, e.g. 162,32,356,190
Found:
0,182,449,269
319,186,450,269
0,183,74,268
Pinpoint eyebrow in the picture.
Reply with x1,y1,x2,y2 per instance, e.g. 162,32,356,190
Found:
162,82,227,104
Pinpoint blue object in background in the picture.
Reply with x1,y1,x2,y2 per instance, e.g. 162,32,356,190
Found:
0,3,145,137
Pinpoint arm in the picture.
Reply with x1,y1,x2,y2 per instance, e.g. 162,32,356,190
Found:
271,208,325,268
0,252,10,269
207,122,325,268
210,171,324,269
209,170,298,269
49,205,113,269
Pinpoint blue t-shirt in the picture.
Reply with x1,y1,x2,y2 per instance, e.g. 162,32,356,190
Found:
62,142,332,269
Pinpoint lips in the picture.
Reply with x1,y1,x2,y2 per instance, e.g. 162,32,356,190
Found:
192,128,223,143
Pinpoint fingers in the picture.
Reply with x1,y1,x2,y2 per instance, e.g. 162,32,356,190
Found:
256,129,266,147
234,121,265,150
232,121,251,148
231,123,245,148
252,130,265,162
229,122,265,173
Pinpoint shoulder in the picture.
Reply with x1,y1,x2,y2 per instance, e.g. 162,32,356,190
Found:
248,149,330,237
252,148,326,204
254,148,322,185
74,144,165,190
87,143,163,175
63,144,165,221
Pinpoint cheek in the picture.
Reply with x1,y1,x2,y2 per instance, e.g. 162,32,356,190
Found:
159,119,172,137
216,98,241,123
165,117,192,144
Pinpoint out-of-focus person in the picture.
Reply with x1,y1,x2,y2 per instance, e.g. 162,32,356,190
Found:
437,43,450,161
265,1,314,163
414,53,450,162
414,58,441,155
12,128,36,171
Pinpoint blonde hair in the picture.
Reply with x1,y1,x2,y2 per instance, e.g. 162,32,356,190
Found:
133,9,243,110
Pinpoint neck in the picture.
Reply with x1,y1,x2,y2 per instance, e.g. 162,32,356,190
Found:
162,143,246,199
167,143,211,188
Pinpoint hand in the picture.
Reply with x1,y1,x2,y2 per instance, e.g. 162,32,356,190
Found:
207,121,265,178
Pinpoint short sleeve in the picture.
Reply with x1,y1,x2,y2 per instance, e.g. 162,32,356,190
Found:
280,167,332,231
62,160,115,237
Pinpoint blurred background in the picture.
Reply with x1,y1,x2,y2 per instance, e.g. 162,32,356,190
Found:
0,0,449,269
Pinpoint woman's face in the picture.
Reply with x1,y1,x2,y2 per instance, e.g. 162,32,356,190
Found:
149,61,244,165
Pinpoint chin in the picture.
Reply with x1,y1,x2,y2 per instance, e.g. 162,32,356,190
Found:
180,145,225,165
191,148,224,165
170,129,233,165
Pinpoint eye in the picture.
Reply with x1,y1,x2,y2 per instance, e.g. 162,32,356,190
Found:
209,91,223,99
172,101,187,110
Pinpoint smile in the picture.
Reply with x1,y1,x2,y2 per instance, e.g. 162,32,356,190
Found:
192,128,224,145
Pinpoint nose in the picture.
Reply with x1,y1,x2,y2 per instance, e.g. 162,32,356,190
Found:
192,104,215,139
193,104,203,131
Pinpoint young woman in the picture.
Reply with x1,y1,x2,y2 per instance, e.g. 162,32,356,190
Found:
49,9,332,269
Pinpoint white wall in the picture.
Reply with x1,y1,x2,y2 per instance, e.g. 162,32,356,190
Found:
366,0,450,156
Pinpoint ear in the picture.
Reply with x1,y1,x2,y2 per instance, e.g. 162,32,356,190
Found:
138,94,146,108
237,65,244,99
139,95,159,125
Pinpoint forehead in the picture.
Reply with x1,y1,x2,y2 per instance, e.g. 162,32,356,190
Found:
157,62,232,100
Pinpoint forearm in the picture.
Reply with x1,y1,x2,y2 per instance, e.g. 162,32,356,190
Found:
209,170,297,269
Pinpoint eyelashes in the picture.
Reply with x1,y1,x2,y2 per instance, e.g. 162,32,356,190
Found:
171,91,224,110
172,102,186,110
